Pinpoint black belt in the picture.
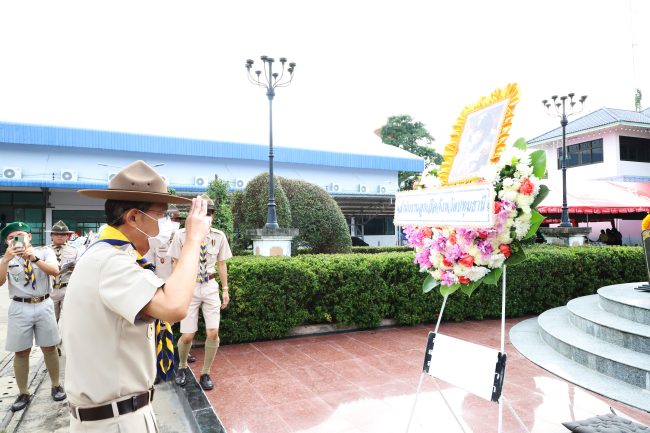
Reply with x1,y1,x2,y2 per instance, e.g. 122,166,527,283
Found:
54,283,68,289
70,389,154,422
13,294,49,304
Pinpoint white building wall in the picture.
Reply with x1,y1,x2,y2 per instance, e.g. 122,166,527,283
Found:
0,143,398,196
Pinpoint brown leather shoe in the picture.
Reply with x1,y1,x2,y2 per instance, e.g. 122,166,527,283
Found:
51,385,67,401
11,393,31,412
199,374,213,391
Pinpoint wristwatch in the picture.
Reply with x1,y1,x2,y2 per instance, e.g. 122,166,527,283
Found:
31,257,40,263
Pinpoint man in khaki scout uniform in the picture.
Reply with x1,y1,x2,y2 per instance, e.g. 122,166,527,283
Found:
46,220,80,321
0,222,67,412
61,160,211,432
170,194,232,391
144,206,197,368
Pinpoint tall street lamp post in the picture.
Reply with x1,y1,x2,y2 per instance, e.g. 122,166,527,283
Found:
542,93,587,228
246,56,296,229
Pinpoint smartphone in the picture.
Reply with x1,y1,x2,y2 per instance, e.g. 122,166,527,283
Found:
12,235,26,251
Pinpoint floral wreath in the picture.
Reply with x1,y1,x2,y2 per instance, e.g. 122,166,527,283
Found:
404,86,549,297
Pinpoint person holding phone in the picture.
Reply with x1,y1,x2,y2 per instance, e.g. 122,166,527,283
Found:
61,160,211,432
46,220,80,322
0,221,66,412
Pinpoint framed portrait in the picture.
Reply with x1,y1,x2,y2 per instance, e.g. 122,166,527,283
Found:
438,83,520,186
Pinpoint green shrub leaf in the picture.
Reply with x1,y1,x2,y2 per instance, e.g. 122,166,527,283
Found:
481,267,503,286
513,137,527,151
531,184,550,209
524,210,545,240
422,274,440,293
439,283,461,296
460,280,482,296
529,150,547,179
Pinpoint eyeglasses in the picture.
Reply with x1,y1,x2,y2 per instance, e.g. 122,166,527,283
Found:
145,210,168,219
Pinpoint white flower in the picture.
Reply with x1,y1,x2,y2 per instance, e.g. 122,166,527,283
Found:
504,190,518,202
515,163,533,177
463,266,491,281
488,253,507,268
503,178,514,188
514,219,531,239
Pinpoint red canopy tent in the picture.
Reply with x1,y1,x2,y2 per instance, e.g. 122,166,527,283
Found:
537,181,650,221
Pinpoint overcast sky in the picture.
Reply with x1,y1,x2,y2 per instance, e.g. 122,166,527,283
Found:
0,0,648,155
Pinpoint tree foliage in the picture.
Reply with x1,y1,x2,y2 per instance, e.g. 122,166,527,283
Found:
379,114,442,189
279,177,352,254
234,173,292,250
206,176,234,242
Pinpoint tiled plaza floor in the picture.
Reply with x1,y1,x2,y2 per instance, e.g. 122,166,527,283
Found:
189,317,650,433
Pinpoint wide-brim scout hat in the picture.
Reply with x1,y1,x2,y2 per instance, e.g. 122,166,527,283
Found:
79,160,191,204
1,222,30,241
48,220,74,234
199,194,215,211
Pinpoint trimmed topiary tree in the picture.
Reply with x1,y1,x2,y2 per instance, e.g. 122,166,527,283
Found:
279,177,352,254
237,173,292,246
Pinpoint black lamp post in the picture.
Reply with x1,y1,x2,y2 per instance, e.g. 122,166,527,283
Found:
246,56,296,229
542,93,587,228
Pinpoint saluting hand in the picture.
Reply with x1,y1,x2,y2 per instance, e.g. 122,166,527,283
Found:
185,196,211,243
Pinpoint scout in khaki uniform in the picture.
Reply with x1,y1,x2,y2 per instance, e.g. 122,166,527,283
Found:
0,222,67,412
169,194,232,391
60,160,211,432
144,207,197,367
46,220,80,321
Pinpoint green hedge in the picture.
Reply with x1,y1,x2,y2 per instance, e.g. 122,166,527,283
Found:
192,245,645,344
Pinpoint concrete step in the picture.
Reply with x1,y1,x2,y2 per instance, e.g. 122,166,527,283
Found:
510,317,650,412
598,283,650,326
538,307,650,390
567,295,650,355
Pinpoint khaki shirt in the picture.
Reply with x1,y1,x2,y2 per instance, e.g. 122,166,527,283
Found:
61,242,163,406
168,228,232,275
3,248,56,298
47,243,80,286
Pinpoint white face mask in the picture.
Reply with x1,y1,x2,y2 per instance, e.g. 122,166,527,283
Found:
135,211,180,250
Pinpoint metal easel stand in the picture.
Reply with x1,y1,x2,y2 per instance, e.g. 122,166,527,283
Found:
405,265,530,433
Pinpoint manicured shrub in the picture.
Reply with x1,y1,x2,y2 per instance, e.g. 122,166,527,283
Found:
278,177,352,254
188,245,645,344
236,173,292,247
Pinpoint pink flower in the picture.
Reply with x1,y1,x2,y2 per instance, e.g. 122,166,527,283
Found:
519,178,534,195
458,254,474,267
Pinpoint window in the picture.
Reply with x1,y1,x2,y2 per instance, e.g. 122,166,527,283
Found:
52,210,106,235
364,217,396,236
557,138,604,168
620,136,650,163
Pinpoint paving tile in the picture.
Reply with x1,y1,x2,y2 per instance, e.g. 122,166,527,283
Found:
191,318,650,433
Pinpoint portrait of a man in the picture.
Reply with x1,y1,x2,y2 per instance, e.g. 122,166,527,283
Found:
448,100,508,183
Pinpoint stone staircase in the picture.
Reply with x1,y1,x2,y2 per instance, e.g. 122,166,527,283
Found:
510,282,650,411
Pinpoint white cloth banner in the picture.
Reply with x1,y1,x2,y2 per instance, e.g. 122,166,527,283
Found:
394,184,494,227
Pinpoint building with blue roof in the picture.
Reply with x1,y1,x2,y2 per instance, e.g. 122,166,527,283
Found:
0,121,423,247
